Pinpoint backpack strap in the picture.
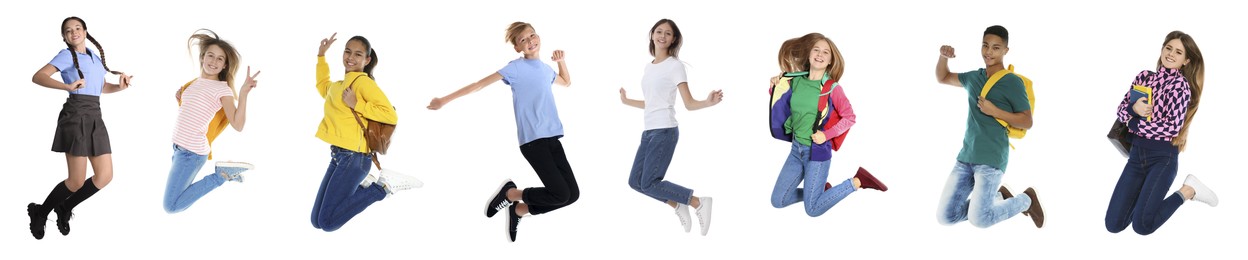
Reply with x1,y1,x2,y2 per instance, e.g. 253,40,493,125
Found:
346,74,382,170
979,65,1015,98
814,74,837,130
979,65,1019,150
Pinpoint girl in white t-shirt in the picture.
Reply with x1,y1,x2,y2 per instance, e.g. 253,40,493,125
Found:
162,29,260,214
618,19,723,236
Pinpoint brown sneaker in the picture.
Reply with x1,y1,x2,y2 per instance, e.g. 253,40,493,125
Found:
1022,187,1044,228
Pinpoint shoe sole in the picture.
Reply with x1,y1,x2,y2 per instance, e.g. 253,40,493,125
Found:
215,161,255,170
485,179,513,218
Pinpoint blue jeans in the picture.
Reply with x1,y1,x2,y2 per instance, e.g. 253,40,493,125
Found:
1105,142,1185,235
770,142,856,217
627,127,694,205
936,161,1032,228
310,145,386,232
163,144,224,213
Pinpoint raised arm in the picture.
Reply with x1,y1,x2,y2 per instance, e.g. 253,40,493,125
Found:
427,72,503,110
552,50,571,87
936,45,962,87
221,66,260,131
316,33,337,98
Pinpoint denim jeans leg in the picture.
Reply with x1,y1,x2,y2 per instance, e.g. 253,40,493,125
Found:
967,165,1030,228
632,128,693,204
1130,148,1184,235
936,161,975,225
310,148,341,229
803,155,852,217
1105,145,1148,233
163,144,214,214
311,147,386,232
771,143,806,208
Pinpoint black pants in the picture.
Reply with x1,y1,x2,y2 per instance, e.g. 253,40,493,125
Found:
519,137,580,215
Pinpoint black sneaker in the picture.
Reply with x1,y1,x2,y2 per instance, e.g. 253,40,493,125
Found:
54,205,72,236
506,203,521,242
28,203,46,240
485,180,516,218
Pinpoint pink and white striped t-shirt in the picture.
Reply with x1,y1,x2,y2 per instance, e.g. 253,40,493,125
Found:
173,78,235,155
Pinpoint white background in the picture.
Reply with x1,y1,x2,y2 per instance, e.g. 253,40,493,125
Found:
2,0,1243,258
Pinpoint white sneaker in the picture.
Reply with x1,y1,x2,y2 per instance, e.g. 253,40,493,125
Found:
1184,174,1218,207
695,197,713,236
674,204,692,233
215,161,254,183
378,169,423,195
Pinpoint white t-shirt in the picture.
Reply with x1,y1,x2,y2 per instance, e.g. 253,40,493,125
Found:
173,78,235,155
641,57,688,130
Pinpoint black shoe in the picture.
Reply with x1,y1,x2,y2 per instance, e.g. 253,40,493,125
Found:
53,205,72,236
28,203,46,240
485,180,516,218
506,203,521,242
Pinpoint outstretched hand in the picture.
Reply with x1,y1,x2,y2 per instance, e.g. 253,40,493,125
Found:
427,97,446,110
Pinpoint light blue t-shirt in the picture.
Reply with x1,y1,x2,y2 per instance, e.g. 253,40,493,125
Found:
498,58,564,146
49,49,107,96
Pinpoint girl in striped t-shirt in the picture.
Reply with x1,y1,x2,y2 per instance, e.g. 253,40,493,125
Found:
162,29,261,214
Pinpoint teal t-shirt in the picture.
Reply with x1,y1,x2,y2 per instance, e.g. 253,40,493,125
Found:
785,76,822,146
956,68,1030,171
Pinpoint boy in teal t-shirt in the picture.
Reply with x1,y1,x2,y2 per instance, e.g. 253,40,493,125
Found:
932,25,1045,229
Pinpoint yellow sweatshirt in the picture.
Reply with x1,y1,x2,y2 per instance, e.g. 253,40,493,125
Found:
316,56,398,153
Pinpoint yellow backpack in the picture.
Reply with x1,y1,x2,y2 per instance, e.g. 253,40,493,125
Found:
980,64,1034,148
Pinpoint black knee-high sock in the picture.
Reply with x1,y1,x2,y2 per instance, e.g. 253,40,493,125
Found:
36,182,75,216
59,178,101,212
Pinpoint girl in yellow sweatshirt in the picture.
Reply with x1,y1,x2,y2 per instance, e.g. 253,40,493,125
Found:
310,33,420,232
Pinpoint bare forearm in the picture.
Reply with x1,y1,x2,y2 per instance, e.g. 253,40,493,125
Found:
231,94,249,131
622,98,644,109
33,75,71,91
556,61,572,86
995,111,1032,130
442,83,483,103
102,83,122,93
935,57,952,84
684,99,711,111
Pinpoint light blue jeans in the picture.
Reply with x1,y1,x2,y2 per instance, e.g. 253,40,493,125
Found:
163,144,225,213
628,127,694,205
936,161,1031,228
771,142,856,217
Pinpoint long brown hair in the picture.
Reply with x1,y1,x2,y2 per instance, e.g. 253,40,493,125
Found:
61,17,120,78
777,33,845,82
187,29,241,95
1158,31,1204,151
